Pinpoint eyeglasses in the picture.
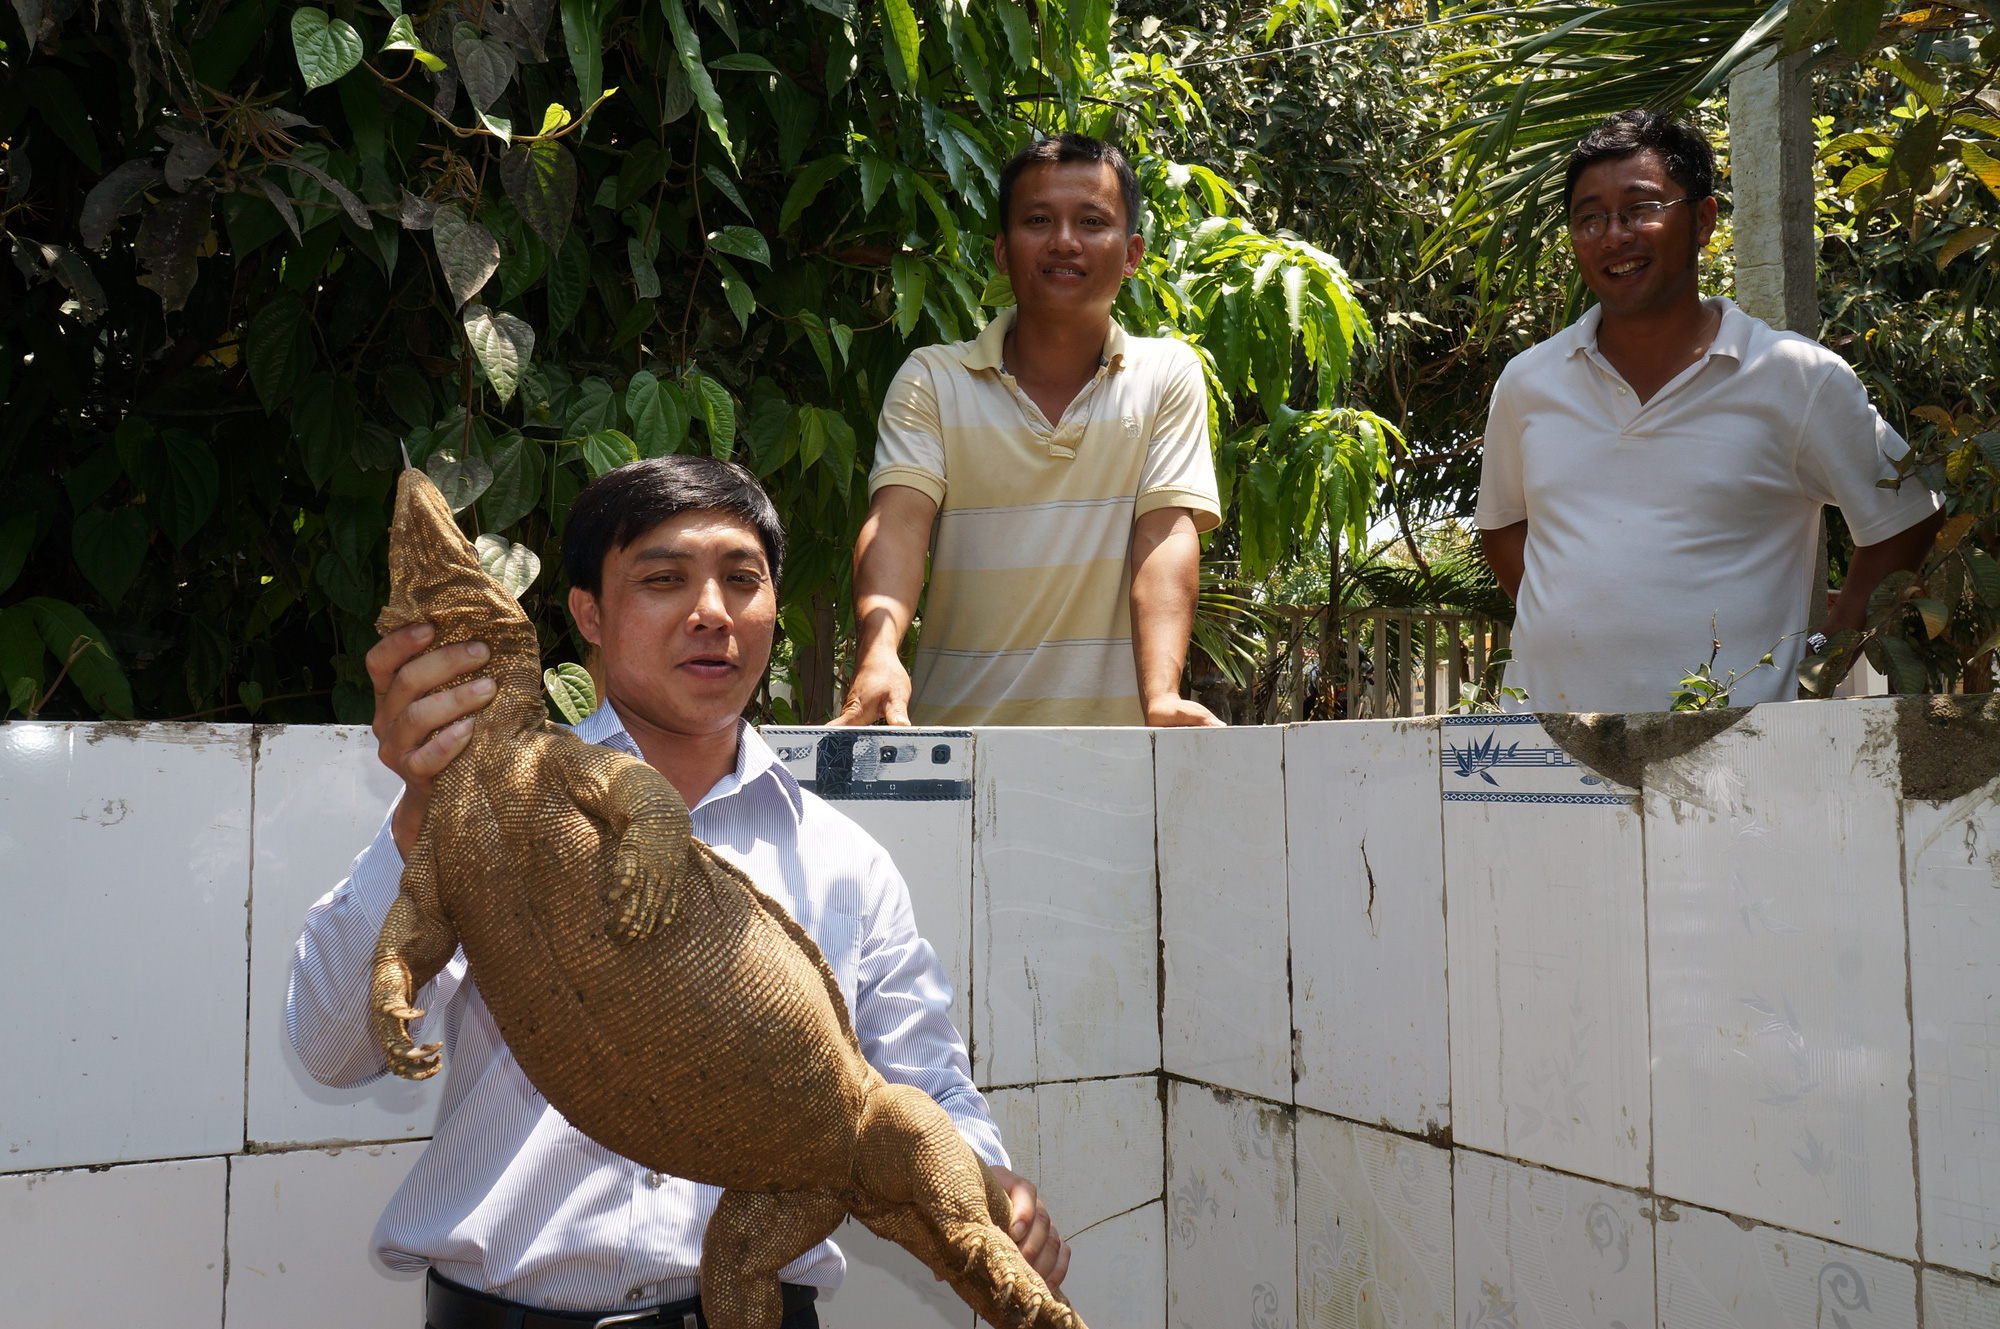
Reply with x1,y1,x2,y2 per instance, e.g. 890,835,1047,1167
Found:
1568,197,1690,241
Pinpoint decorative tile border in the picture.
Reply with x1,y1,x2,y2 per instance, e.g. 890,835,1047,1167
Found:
1439,713,1633,804
761,727,974,801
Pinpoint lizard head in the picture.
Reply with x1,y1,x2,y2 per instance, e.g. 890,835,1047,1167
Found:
377,466,545,715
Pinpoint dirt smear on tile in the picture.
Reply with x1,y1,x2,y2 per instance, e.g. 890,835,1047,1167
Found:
1897,694,2000,802
1537,709,1753,793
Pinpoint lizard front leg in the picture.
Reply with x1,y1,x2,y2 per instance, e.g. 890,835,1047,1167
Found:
586,760,695,944
371,837,458,1080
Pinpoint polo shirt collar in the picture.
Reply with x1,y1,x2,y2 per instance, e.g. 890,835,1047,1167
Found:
957,306,1130,374
1564,295,1752,363
570,704,805,823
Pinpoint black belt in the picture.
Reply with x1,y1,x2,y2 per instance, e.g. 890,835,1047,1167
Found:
425,1269,818,1329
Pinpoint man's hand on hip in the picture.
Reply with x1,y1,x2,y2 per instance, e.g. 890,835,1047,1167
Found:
366,622,497,857
990,1165,1070,1290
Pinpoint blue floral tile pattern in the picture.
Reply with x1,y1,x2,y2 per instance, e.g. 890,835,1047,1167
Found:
1439,715,1633,804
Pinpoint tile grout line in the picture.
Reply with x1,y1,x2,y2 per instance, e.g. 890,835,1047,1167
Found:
1639,779,1662,1324
1899,783,1928,1327
1278,728,1301,1329
1429,719,1462,1328
223,724,261,1329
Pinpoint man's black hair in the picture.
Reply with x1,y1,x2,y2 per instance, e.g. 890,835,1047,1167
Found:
997,133,1142,235
562,455,786,596
1563,111,1716,213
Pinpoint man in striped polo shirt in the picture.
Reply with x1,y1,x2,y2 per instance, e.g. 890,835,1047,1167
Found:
837,134,1225,728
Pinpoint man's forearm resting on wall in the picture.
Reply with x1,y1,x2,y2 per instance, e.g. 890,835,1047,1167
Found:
837,484,938,726
1480,521,1528,603
1821,508,1947,637
1130,505,1224,727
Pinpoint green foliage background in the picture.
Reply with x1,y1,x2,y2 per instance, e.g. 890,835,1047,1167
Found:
0,0,1379,722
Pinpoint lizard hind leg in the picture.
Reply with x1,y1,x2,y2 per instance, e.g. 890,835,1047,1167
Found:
699,1189,848,1329
853,1083,1086,1329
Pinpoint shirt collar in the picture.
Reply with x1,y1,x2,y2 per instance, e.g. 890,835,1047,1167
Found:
958,306,1129,374
1564,295,1750,364
569,704,805,824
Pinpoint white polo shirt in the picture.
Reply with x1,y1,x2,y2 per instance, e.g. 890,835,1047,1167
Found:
1474,297,1938,713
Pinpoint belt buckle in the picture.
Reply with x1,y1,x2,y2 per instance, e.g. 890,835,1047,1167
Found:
590,1312,697,1329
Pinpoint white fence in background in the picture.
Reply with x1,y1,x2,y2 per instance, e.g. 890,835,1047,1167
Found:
4,700,1999,1328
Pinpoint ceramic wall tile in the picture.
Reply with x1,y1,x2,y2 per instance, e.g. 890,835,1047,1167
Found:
1061,1200,1166,1329
972,729,1158,1087
1920,1267,2000,1329
1905,782,2000,1280
1655,1200,1918,1329
762,727,976,1035
987,1076,1162,1237
0,1156,226,1323
1166,1079,1296,1329
1295,1110,1453,1329
1646,700,1916,1258
1287,720,1449,1135
225,1144,425,1328
1440,715,1650,1189
0,722,251,1170
1158,726,1291,1102
245,725,438,1148
1450,1148,1653,1329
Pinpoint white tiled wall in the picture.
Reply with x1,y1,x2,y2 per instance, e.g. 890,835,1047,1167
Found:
225,1143,427,1328
8,701,2000,1329
1157,725,1291,1102
1647,703,1917,1257
0,1156,227,1323
1655,1199,1918,1329
1440,714,1652,1189
1907,785,2000,1280
972,728,1159,1087
1,723,252,1171
246,724,438,1148
1452,1148,1655,1329
1286,719,1449,1135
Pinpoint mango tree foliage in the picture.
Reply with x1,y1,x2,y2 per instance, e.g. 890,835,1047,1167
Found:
0,0,1377,721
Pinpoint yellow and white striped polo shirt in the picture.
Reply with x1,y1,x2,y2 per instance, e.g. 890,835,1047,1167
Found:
868,308,1221,726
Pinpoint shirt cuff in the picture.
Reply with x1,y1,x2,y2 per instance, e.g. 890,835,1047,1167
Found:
1474,507,1527,530
1135,487,1222,533
868,466,947,507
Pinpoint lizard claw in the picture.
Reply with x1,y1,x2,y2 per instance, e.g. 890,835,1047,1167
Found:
607,843,672,943
386,1036,443,1080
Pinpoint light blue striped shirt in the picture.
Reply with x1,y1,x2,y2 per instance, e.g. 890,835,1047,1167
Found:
286,708,1005,1310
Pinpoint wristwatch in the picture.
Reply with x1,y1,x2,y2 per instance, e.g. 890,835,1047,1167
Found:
1806,631,1830,655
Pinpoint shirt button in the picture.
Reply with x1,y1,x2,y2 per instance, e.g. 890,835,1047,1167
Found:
626,1288,646,1302
1616,386,1627,395
645,1171,663,1189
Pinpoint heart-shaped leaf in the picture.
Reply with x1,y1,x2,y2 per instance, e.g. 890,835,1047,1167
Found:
688,371,735,456
427,449,496,512
626,370,691,457
453,23,518,112
71,506,150,606
498,137,577,252
580,429,637,478
463,303,535,404
291,8,364,90
543,660,596,723
480,432,545,531
475,532,542,598
238,678,265,717
433,204,500,308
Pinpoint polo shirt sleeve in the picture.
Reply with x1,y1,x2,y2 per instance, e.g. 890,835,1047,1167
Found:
1136,341,1223,533
869,353,948,507
1793,361,1941,546
1474,363,1528,530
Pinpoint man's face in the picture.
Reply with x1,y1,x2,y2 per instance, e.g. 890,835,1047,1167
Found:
568,509,776,740
994,160,1144,321
1568,148,1718,317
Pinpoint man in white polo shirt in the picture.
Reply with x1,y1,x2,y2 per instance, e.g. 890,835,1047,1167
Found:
834,133,1224,728
1476,111,1941,713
